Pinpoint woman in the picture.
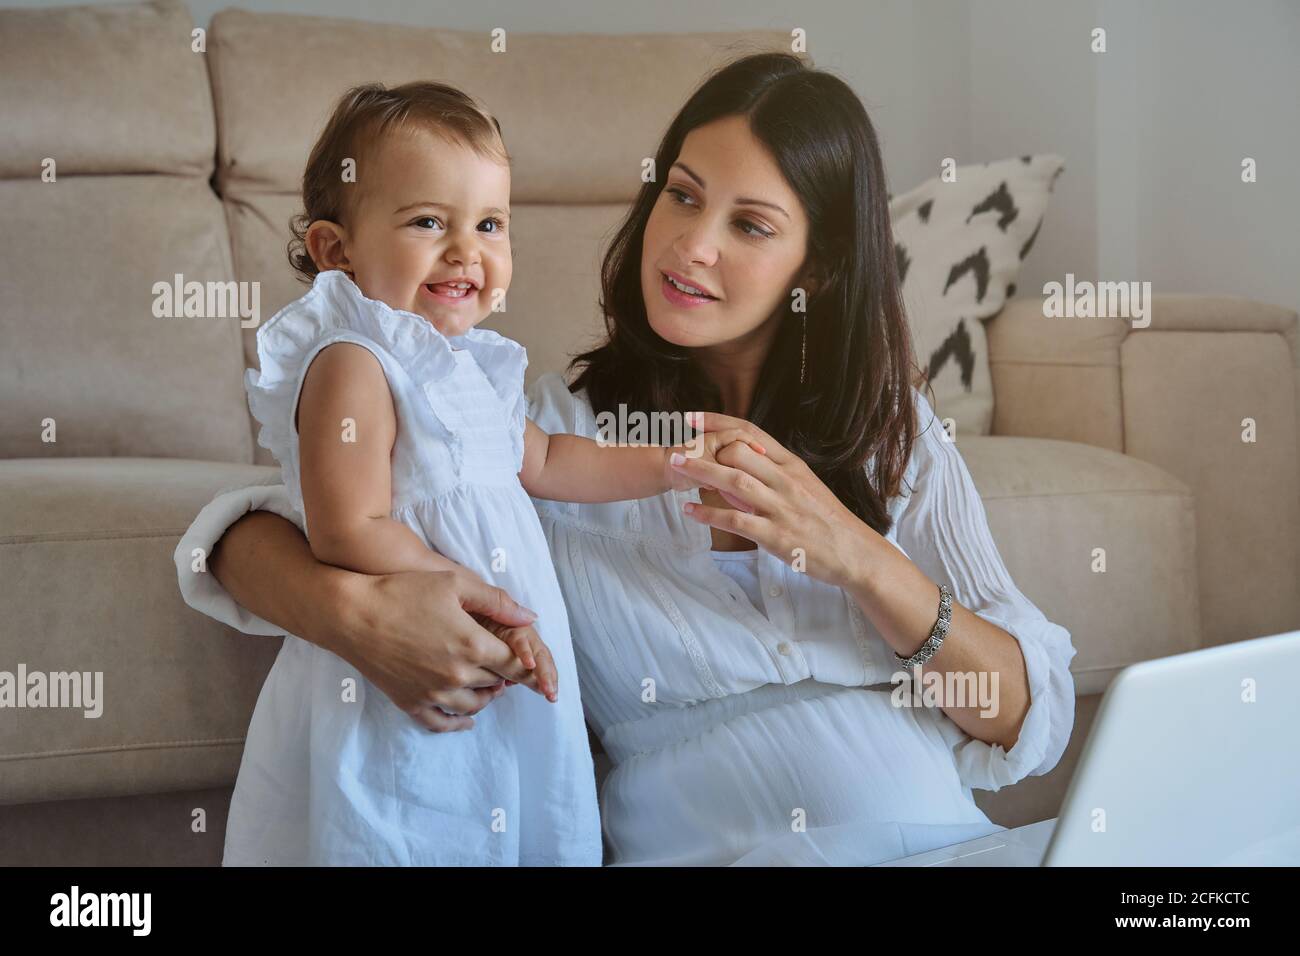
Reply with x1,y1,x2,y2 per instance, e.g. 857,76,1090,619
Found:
178,52,1077,866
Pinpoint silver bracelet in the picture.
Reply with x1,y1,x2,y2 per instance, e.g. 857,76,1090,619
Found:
894,583,952,669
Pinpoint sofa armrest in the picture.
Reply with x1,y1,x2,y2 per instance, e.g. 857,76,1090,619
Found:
985,294,1300,649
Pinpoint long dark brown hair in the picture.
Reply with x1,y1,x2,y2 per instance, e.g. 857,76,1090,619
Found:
569,52,930,536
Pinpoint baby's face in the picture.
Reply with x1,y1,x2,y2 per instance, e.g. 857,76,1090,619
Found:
342,126,512,338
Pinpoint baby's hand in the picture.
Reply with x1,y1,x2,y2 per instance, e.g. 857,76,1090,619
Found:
664,427,766,494
473,613,559,703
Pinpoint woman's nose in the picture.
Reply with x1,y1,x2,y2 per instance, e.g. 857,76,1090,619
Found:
672,222,720,267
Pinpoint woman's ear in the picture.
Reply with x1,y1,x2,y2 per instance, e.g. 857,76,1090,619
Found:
799,262,826,297
305,220,352,277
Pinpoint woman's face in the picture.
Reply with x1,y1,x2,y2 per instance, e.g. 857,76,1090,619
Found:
640,114,815,354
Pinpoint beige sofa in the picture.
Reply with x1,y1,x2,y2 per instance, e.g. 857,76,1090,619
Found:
2,0,1296,866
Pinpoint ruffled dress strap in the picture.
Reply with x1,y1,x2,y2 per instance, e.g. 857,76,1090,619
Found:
243,269,470,510
450,324,529,473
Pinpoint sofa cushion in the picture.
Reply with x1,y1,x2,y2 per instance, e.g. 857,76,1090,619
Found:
959,435,1201,695
0,0,252,463
0,0,212,179
0,458,281,805
890,154,1066,438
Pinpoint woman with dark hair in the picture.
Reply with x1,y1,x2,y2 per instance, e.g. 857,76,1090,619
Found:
178,53,1077,865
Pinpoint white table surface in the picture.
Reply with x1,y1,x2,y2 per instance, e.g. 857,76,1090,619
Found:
872,818,1059,866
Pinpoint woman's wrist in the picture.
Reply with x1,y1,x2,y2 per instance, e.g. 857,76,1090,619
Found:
827,515,879,593
313,563,373,664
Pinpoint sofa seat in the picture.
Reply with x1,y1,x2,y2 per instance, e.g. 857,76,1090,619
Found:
960,435,1201,696
0,458,280,806
0,437,1197,810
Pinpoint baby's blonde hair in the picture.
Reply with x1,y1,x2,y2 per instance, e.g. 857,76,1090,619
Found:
287,81,510,284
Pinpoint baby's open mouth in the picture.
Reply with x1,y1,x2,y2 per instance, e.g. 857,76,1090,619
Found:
425,281,476,299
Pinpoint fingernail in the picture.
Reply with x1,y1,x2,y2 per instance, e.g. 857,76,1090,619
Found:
519,606,538,621
683,502,695,514
670,452,685,467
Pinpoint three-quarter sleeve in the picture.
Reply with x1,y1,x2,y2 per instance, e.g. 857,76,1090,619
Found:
895,388,1078,793
173,479,303,637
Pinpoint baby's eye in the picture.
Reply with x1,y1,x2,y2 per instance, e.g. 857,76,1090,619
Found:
412,216,443,230
479,217,506,234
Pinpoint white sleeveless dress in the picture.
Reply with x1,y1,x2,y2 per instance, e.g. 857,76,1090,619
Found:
228,269,601,866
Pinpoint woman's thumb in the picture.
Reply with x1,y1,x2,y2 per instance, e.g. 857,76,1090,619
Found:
457,576,538,625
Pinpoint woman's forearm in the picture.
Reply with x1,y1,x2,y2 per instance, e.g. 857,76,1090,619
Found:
208,510,360,661
844,532,1031,752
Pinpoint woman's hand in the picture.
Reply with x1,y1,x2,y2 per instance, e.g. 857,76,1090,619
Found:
664,426,767,493
669,411,875,590
336,566,558,732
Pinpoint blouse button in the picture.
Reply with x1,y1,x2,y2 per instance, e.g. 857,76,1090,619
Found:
768,585,783,598
777,642,793,656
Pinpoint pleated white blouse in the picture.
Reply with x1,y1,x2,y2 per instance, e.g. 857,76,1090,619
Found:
177,371,1078,866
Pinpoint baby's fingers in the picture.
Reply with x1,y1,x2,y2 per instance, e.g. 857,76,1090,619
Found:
709,427,766,457
531,639,559,703
495,626,558,702
499,626,537,670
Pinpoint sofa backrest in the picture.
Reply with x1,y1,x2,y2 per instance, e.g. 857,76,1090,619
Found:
205,8,790,465
0,0,253,462
0,0,791,465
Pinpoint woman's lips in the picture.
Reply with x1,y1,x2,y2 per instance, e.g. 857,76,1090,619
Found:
660,272,718,308
422,282,479,306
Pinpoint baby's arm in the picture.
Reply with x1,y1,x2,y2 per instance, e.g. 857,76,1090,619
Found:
297,343,461,576
518,417,765,503
299,344,558,699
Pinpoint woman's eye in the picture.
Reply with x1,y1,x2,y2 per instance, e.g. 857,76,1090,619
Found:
737,220,774,240
666,186,696,206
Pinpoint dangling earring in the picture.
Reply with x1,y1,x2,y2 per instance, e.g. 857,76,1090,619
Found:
799,315,807,385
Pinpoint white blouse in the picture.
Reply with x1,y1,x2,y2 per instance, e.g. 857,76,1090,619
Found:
176,371,1078,866
711,548,767,618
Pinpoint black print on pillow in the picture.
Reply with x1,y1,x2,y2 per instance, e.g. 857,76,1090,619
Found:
1019,217,1043,261
921,318,976,391
966,181,1019,231
943,246,991,303
917,199,933,223
895,241,911,286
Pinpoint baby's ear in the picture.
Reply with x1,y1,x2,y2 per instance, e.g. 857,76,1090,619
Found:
305,220,350,274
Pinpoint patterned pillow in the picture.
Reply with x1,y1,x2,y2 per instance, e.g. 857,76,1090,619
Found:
889,154,1065,436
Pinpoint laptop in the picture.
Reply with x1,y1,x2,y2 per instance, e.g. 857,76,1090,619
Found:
876,629,1300,866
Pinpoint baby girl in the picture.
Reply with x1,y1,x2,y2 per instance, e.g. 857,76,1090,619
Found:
228,81,762,866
